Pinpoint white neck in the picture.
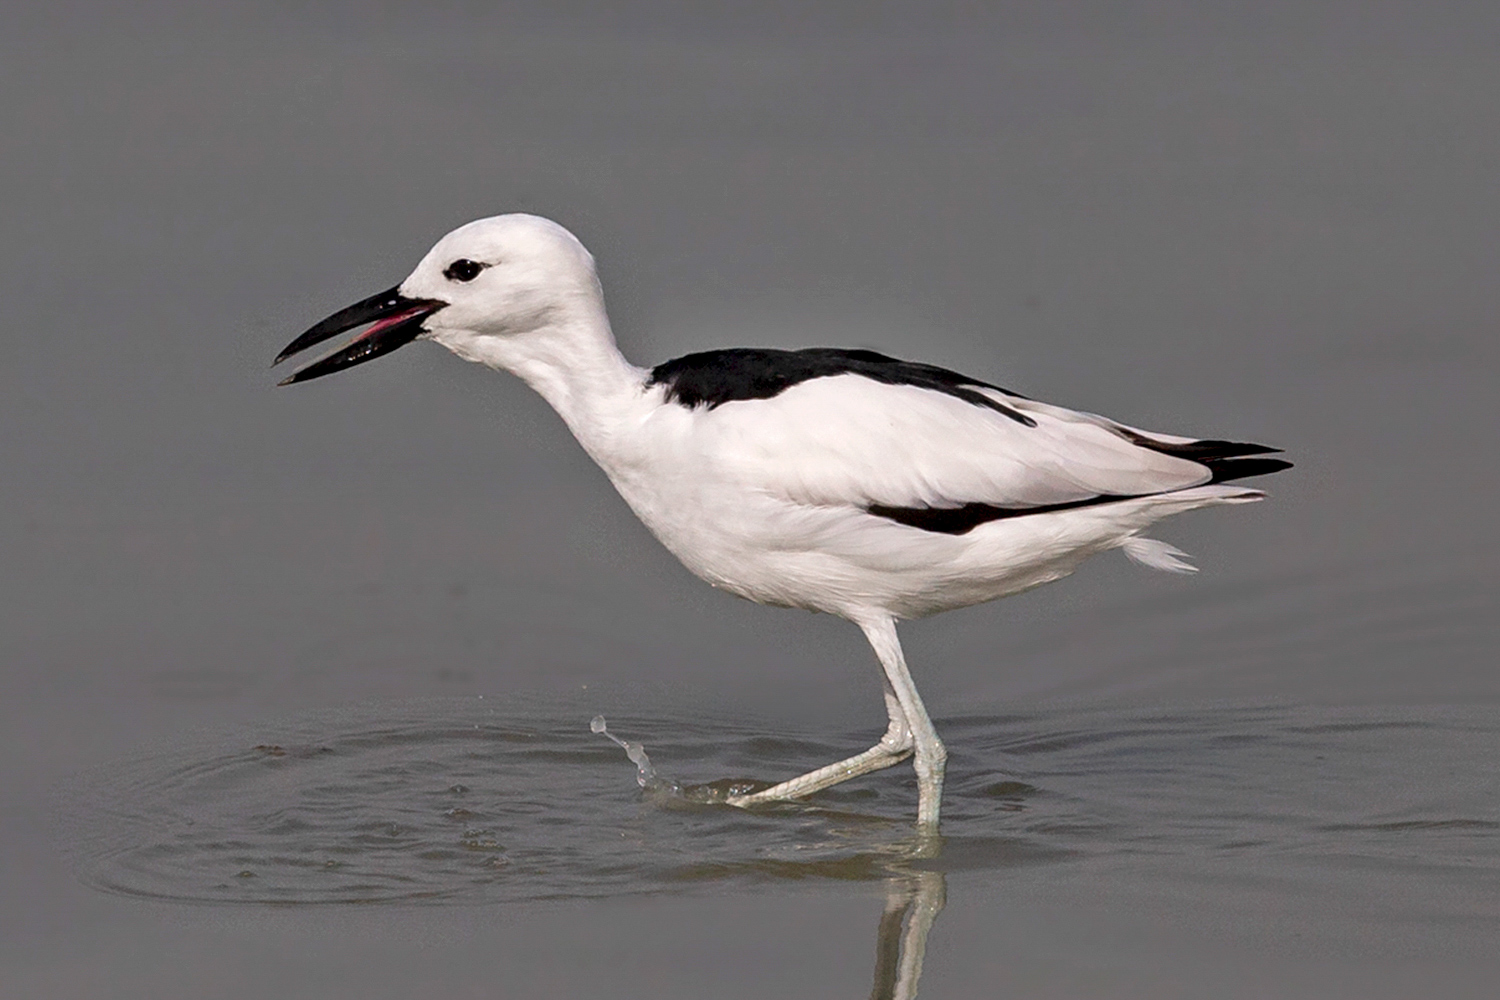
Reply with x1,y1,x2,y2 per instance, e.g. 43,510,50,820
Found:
431,294,652,471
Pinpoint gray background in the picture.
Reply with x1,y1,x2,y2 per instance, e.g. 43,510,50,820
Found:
2,3,1498,996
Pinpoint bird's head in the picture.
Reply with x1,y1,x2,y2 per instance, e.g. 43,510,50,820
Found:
275,214,601,384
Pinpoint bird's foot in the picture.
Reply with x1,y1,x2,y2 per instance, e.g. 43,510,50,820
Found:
726,744,914,807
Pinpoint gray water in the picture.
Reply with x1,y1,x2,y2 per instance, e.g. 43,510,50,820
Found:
5,3,1500,998
66,700,1500,910
44,696,1500,998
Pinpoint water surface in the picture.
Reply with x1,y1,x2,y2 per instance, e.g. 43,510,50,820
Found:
64,699,1500,915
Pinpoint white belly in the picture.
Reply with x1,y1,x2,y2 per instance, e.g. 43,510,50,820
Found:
603,461,1116,619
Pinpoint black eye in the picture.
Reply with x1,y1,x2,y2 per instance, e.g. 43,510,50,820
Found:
443,258,485,282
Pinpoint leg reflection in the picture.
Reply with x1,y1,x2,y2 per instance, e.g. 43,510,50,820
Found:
869,870,946,1000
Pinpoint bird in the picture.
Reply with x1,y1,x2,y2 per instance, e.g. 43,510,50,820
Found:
274,213,1290,829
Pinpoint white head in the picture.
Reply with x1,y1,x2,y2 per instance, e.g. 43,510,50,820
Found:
404,214,601,341
275,214,610,384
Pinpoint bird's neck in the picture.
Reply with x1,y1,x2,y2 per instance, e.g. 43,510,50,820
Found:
438,296,651,469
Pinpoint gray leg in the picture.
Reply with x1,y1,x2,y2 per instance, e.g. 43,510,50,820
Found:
729,614,947,830
728,648,915,807
859,615,946,828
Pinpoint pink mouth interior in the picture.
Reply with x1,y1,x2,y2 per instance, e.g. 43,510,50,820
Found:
356,304,432,342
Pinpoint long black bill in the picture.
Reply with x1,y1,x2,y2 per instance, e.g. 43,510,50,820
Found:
274,285,445,385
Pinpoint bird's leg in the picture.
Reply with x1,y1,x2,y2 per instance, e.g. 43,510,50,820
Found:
727,670,915,807
859,615,947,829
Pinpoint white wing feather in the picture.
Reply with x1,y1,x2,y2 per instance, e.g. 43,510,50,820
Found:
689,374,1212,512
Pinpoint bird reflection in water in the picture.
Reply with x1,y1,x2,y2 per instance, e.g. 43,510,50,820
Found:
869,869,946,1000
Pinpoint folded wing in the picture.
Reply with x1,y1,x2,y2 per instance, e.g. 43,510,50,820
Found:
689,373,1287,532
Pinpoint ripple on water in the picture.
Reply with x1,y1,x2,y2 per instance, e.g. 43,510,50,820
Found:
57,698,1500,905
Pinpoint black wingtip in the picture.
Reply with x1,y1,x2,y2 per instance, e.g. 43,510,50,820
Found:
1208,457,1294,484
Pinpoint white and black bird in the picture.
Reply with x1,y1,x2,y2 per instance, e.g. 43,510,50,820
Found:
275,214,1290,829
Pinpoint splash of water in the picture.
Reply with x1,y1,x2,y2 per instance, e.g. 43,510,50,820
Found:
591,715,679,794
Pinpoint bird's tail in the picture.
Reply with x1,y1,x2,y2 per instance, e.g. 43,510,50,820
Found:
1115,483,1267,574
1121,536,1198,573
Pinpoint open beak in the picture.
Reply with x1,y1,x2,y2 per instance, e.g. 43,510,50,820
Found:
273,285,445,385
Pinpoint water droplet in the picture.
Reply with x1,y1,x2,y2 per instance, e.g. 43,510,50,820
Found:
460,829,502,851
590,716,676,793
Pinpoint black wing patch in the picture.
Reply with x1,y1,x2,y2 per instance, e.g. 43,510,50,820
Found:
868,496,1132,534
648,347,1037,426
868,432,1292,535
